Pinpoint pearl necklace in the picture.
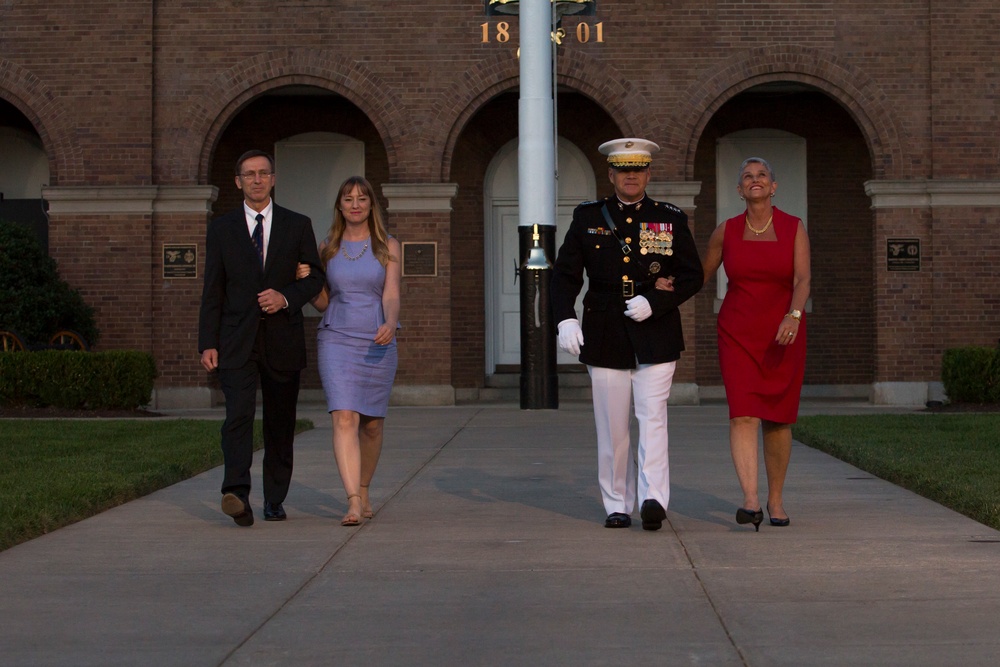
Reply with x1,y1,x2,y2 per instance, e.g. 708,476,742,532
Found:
745,213,773,236
341,240,369,261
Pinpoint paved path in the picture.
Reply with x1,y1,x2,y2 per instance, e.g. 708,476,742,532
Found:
2,402,999,666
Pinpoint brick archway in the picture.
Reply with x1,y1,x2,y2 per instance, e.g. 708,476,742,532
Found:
0,59,78,184
432,50,655,181
672,45,907,181
167,49,406,183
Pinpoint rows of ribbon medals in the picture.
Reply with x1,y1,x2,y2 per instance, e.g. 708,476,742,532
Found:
639,222,673,256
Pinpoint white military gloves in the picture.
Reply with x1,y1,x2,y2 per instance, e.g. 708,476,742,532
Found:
558,297,650,355
557,319,584,355
624,295,652,322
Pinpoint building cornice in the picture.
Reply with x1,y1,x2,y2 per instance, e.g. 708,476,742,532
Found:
865,180,1000,208
647,181,701,210
153,186,219,213
381,183,459,213
42,186,219,215
42,186,158,214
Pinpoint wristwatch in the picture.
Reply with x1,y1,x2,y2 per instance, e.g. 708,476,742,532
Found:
787,309,802,321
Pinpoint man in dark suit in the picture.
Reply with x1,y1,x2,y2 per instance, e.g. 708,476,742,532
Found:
198,149,325,527
550,138,702,531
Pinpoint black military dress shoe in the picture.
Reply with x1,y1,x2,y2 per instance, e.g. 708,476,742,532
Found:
263,502,287,521
604,512,632,528
640,499,667,531
221,492,254,527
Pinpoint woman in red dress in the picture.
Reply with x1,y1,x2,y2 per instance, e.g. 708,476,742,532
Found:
703,157,811,530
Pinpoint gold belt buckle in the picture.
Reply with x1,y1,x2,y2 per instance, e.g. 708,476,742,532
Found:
622,279,634,298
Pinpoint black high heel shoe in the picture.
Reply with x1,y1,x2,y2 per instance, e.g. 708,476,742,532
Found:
736,507,764,532
766,503,790,527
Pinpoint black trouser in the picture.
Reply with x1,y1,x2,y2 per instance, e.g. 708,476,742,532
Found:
218,324,299,504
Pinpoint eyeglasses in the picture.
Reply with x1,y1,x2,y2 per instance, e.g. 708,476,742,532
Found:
239,171,274,180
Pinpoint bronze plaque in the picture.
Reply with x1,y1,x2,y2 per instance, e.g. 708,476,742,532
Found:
887,238,920,272
402,242,437,277
163,244,198,279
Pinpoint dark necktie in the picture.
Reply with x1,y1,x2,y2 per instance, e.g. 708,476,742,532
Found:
252,213,264,266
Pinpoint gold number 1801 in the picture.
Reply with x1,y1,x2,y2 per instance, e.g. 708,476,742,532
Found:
481,21,604,44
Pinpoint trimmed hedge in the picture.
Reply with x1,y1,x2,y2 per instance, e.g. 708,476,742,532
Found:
941,346,1000,404
0,350,157,409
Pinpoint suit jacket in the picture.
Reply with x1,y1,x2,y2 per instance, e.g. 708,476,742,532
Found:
550,194,703,369
198,203,325,371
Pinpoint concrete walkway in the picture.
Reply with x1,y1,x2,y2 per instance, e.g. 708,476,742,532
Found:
2,401,999,666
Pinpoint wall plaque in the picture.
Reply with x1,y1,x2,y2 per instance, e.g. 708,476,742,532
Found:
886,238,920,272
163,244,198,279
402,242,437,277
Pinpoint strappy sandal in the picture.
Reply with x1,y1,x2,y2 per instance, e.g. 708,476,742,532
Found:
342,494,362,526
360,484,374,519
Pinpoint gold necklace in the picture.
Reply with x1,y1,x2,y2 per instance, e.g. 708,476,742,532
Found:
340,241,369,261
745,213,773,236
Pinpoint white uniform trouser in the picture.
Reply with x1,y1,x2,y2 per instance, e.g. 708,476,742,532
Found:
588,362,675,516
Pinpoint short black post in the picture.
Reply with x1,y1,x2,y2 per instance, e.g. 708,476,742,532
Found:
518,223,558,410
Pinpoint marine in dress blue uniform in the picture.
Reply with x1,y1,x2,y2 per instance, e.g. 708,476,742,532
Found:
550,138,703,530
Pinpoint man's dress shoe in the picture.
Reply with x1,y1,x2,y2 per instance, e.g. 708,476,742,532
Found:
263,502,287,521
604,512,632,528
221,492,254,527
640,499,666,531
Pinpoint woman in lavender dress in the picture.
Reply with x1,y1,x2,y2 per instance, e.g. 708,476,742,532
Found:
298,176,401,526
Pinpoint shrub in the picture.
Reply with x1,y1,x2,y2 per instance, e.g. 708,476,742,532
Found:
0,219,99,347
941,346,1000,404
0,350,156,409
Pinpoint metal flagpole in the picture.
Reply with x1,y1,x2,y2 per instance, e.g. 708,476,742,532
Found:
517,0,558,409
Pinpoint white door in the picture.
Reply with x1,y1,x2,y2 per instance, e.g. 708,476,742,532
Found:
275,132,365,316
275,132,365,252
0,127,48,197
485,138,596,371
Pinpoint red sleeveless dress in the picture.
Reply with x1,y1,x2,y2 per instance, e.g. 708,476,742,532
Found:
717,207,806,423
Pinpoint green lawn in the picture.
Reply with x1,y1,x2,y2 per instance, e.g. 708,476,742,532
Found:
0,419,311,551
793,413,1000,530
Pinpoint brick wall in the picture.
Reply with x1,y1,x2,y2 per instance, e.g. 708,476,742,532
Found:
2,0,154,363
153,211,210,387
874,208,936,381
928,208,1000,365
393,211,453,386
2,1,998,401
929,0,1000,179
0,1,153,185
48,212,154,352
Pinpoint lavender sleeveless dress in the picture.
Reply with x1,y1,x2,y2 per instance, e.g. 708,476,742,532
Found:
317,237,398,416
